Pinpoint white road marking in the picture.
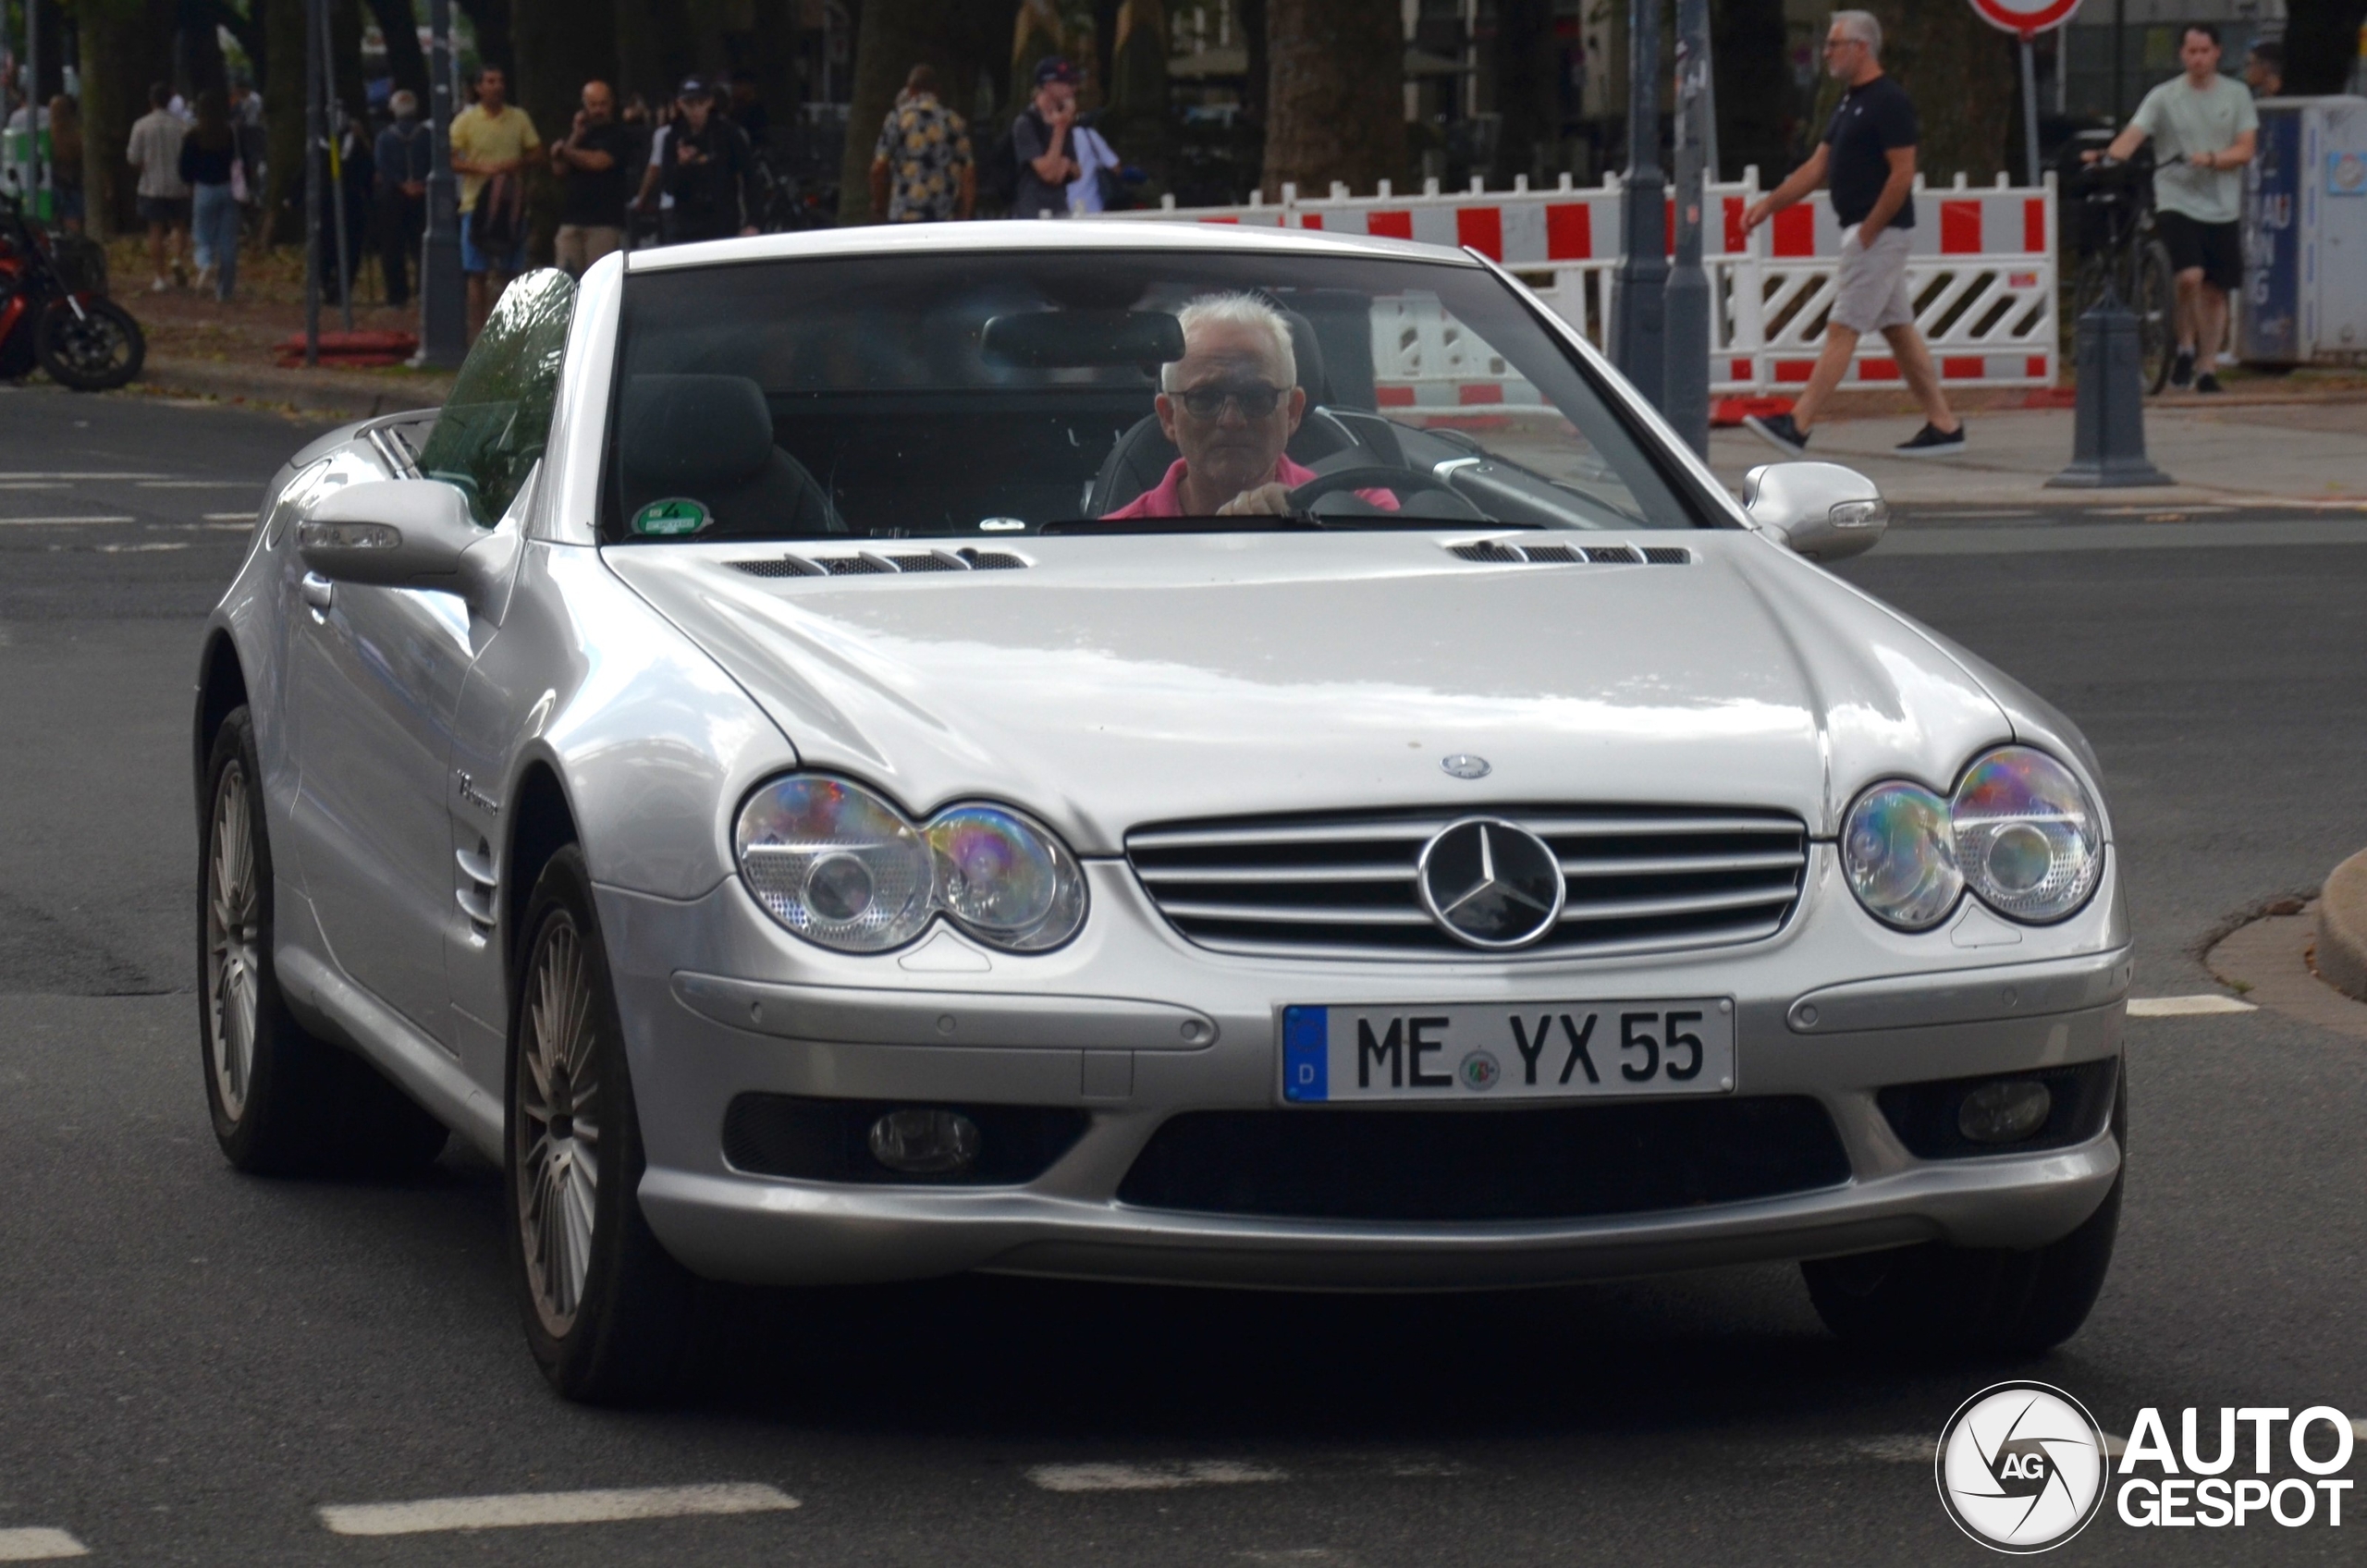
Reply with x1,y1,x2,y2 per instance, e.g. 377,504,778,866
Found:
1028,1461,1288,1493
1855,1431,2124,1463
0,1528,88,1562
202,512,257,522
92,542,190,554
0,483,69,490
317,1482,799,1537
0,517,138,526
2128,994,2258,1017
0,472,170,481
135,480,252,488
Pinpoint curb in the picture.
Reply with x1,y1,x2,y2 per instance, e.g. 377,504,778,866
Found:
2316,850,2367,1002
133,355,452,422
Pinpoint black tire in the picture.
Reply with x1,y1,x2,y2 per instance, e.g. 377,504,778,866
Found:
35,296,146,392
1801,1073,2125,1357
2134,241,2177,396
200,707,451,1176
505,845,697,1403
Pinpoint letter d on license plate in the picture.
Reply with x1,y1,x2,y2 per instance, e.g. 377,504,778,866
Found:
1282,1000,1735,1103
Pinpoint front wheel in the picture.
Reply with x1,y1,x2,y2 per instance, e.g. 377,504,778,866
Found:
35,296,146,391
2133,242,2177,396
507,846,698,1403
1801,1077,2125,1357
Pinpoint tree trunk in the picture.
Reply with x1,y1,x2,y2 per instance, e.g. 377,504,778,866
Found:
1711,0,1787,183
836,0,998,224
2284,0,2367,95
513,0,614,154
363,0,432,100
1263,0,1404,200
262,0,307,242
455,0,513,77
69,0,176,237
613,0,697,111
1491,0,1557,187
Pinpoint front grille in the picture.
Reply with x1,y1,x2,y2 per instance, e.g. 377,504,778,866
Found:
1116,1098,1850,1221
1127,806,1809,961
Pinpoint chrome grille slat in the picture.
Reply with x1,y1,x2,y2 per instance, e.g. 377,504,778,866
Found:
1128,804,1809,961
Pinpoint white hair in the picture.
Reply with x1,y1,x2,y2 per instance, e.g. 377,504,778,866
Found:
1830,9,1881,55
1160,292,1296,391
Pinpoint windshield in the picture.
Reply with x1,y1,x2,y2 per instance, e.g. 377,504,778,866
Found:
601,249,1722,544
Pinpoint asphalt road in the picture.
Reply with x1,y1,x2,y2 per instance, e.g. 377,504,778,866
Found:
3,382,2362,1565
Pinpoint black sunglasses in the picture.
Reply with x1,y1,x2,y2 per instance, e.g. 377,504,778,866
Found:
1175,385,1285,420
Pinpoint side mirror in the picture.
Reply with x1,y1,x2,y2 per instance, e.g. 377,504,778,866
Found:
297,478,494,597
1741,461,1889,561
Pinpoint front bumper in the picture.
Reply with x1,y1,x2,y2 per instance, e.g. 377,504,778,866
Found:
595,851,2130,1291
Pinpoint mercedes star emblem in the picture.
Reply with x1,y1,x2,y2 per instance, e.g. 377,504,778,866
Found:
1416,817,1566,949
1439,753,1491,779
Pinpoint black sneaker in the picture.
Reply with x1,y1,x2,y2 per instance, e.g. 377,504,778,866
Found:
2171,349,2195,387
1893,422,1968,457
2195,372,2223,394
1743,411,1809,457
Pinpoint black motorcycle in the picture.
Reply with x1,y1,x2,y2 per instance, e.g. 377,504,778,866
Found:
0,194,147,392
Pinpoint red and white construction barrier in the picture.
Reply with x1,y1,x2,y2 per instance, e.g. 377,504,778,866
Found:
1104,168,2059,400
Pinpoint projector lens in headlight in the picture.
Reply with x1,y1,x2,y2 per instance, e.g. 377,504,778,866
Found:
1951,747,2103,923
736,778,1088,954
734,777,934,951
1842,781,1963,930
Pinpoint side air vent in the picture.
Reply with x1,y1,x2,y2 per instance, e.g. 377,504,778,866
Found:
727,547,1034,579
1444,539,1691,568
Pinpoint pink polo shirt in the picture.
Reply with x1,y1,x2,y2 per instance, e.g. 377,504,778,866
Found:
1102,454,1400,519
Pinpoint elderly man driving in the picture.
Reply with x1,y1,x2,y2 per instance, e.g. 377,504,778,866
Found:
1105,293,1393,519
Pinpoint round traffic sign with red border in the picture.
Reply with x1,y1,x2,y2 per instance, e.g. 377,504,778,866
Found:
1968,0,2082,39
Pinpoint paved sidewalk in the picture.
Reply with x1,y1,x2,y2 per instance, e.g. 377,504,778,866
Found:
1710,400,2367,509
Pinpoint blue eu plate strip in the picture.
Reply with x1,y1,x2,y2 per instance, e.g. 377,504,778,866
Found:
1282,1006,1328,1102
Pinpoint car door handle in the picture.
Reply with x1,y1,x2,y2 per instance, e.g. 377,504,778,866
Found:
301,572,335,611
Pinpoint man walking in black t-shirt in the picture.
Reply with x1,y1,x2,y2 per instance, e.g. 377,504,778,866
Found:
1740,10,1963,458
634,78,757,244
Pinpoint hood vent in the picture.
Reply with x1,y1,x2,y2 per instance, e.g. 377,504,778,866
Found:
1447,539,1692,567
728,545,1033,579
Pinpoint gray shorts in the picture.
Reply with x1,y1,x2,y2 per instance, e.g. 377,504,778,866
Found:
1829,224,1916,334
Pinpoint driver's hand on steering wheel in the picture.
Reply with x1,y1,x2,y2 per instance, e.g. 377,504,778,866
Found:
1215,483,1294,517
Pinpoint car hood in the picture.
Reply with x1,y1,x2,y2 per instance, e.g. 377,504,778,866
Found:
602,533,2008,855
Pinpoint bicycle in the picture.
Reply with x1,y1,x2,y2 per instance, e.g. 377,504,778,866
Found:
2067,143,2182,396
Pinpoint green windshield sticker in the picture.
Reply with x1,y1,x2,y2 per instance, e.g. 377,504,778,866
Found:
632,497,711,536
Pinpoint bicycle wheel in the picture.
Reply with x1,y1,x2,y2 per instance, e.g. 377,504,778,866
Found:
2133,241,2177,396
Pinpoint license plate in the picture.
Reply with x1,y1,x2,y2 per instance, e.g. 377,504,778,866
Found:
1282,1000,1735,1103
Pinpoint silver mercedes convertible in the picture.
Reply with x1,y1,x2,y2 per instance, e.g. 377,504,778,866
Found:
194,222,2128,1403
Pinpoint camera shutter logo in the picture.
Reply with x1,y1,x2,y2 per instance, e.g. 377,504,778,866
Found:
1935,1381,2110,1553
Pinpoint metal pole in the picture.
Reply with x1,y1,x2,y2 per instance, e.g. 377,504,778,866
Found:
1663,0,1711,453
2109,0,2125,125
320,0,354,333
25,0,43,221
303,0,322,366
1613,0,1667,403
416,0,465,365
2019,35,2041,189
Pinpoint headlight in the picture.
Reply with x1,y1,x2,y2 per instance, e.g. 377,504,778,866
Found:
927,805,1086,951
735,777,935,951
735,778,1088,954
1841,781,1963,930
1950,747,2103,923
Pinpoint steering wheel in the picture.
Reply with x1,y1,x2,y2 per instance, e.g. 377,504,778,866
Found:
1282,464,1485,520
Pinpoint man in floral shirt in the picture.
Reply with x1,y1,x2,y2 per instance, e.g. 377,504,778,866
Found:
868,65,974,222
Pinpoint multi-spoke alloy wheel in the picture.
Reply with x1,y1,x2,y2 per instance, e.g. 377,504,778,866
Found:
204,758,263,1121
505,846,695,1403
516,918,603,1335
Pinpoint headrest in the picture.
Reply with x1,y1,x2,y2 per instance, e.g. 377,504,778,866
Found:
621,374,776,490
1280,310,1329,405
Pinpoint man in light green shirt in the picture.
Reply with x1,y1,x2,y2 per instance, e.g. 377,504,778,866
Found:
2098,24,2258,391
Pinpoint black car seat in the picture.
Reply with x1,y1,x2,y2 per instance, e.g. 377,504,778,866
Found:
1085,310,1367,517
619,374,842,536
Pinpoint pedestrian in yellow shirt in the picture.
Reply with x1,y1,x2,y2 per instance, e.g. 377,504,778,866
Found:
448,67,542,338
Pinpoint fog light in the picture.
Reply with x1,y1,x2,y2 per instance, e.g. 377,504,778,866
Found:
867,1108,981,1174
1956,1079,2053,1145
